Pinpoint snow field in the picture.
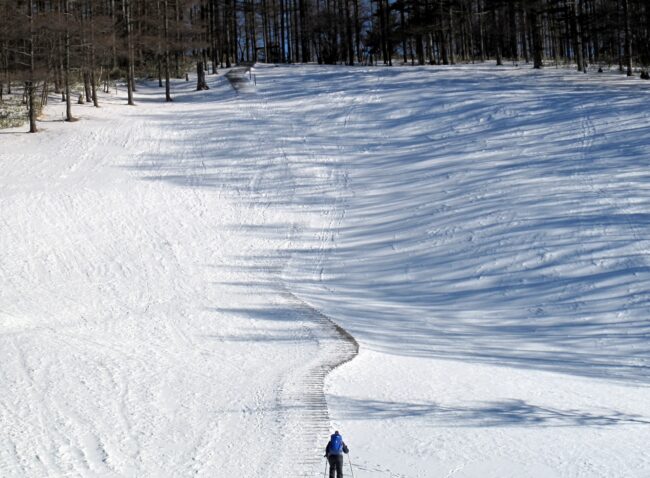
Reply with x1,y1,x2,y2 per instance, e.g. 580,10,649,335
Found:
261,65,650,477
2,63,650,478
0,71,347,477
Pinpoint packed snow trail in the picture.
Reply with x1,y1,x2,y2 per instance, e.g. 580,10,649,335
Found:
226,65,256,93
222,65,360,475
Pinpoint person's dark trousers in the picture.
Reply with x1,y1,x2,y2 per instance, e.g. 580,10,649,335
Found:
328,454,344,478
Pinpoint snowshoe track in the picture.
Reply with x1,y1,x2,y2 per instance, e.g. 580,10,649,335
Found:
226,64,358,475
275,290,358,476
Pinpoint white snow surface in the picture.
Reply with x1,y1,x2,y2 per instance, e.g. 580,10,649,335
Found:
2,63,650,478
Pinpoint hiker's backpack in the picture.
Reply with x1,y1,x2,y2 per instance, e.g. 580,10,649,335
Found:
330,434,343,454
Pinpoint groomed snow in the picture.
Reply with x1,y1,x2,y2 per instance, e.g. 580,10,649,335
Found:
1,63,650,478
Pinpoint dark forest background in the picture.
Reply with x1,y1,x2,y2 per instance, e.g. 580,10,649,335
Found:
1,0,649,131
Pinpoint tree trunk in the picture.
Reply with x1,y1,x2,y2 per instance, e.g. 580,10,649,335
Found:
28,0,37,133
251,0,258,62
345,0,354,65
300,0,310,62
231,0,238,63
572,0,585,72
622,0,632,75
439,0,449,64
530,4,544,68
262,0,270,61
521,6,529,63
385,0,392,65
293,0,300,63
280,0,286,62
494,9,502,65
509,0,519,62
197,61,209,90
164,0,172,101
378,0,387,63
399,3,407,64
449,6,455,64
64,0,74,122
353,0,361,62
89,0,99,107
125,0,135,105
84,72,92,102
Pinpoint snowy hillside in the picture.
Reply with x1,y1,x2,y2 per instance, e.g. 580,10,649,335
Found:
1,64,650,478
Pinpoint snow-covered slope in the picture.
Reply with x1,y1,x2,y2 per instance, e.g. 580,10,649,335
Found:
277,65,650,477
0,72,349,477
1,63,649,478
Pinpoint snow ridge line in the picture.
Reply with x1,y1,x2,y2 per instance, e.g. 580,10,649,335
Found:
275,289,359,476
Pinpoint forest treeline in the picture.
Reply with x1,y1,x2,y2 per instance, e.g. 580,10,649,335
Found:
1,0,649,131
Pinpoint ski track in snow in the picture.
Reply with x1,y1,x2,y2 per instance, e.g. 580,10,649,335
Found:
2,63,650,478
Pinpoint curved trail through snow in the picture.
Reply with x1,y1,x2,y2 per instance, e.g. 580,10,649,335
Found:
226,65,359,476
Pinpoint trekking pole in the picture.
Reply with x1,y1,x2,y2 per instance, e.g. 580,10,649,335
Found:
323,457,328,478
348,454,356,478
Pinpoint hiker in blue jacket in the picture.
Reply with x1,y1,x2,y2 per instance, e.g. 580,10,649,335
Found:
324,430,349,478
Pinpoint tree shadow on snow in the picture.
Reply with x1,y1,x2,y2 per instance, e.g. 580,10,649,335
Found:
124,64,650,384
328,395,650,428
